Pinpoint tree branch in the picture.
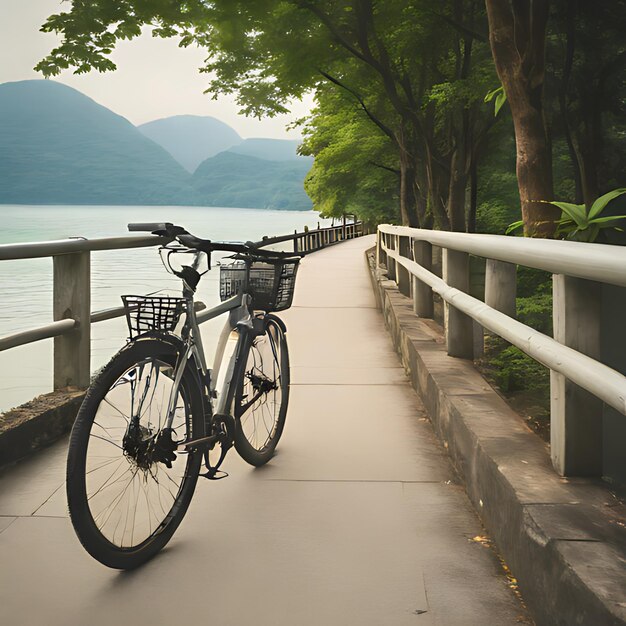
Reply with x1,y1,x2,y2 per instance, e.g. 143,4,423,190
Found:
430,11,487,42
369,160,400,176
318,69,396,141
296,1,371,66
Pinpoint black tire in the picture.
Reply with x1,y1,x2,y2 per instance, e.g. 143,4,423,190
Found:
233,316,290,466
66,334,204,569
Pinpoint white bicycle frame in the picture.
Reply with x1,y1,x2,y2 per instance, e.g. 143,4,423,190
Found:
165,290,254,440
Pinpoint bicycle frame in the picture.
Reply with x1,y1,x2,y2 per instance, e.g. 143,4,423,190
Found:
164,286,253,444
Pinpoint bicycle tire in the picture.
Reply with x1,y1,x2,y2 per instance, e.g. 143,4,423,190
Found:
233,316,290,466
66,334,204,569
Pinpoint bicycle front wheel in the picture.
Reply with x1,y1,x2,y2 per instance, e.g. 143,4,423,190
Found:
66,335,203,569
233,316,290,466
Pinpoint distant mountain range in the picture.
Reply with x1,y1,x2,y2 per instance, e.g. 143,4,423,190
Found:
138,115,241,172
192,151,313,211
0,80,313,210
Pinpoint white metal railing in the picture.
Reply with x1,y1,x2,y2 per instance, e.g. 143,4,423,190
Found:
0,221,363,397
0,234,171,391
376,224,626,478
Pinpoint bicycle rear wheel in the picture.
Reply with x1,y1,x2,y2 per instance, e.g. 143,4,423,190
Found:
233,316,290,466
66,335,203,569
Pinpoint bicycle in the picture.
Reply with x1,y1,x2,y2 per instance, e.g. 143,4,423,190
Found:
66,222,301,569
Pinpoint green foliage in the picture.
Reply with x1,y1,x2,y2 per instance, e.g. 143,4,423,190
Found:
505,220,524,235
517,290,553,336
300,88,400,224
545,188,626,242
484,85,507,116
475,133,521,234
33,0,626,236
482,269,552,419
34,0,504,229
516,267,551,298
515,267,553,336
489,341,550,395
479,335,550,439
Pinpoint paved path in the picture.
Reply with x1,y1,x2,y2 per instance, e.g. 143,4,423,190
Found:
0,236,529,625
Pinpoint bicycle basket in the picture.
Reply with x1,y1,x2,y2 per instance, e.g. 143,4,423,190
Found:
121,295,185,338
219,258,300,312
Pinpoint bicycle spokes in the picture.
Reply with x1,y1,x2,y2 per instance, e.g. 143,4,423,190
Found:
238,329,283,451
84,358,191,548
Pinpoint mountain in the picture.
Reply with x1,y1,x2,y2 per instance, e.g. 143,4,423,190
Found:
0,80,194,205
138,115,241,173
0,81,313,210
228,138,312,163
191,151,313,211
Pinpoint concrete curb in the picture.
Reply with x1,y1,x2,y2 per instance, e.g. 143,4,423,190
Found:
0,390,84,468
367,251,626,626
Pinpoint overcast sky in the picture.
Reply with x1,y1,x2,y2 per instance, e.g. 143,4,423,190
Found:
0,0,313,139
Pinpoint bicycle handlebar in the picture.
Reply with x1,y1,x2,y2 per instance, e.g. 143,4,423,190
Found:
127,222,301,259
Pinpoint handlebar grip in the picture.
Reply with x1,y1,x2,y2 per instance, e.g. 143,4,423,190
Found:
128,222,172,233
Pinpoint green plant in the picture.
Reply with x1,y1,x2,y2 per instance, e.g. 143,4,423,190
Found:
505,188,626,241
484,85,507,116
490,342,550,394
505,219,524,235
549,189,626,241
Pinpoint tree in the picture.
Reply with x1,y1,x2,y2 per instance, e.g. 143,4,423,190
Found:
37,0,504,232
550,0,626,208
484,0,561,237
299,85,400,226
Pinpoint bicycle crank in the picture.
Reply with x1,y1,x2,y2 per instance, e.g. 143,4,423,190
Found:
200,413,236,480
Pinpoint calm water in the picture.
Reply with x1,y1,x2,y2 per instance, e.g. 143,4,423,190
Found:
0,205,329,412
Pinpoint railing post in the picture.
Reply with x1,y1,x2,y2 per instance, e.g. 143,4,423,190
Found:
412,240,433,318
376,230,384,267
551,275,603,476
442,249,473,359
53,251,91,389
387,234,397,282
397,236,411,297
485,260,517,318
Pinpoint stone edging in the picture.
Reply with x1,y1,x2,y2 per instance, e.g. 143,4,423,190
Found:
0,390,84,468
367,249,626,626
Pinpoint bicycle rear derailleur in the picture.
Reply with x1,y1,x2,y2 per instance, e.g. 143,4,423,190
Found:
199,413,236,480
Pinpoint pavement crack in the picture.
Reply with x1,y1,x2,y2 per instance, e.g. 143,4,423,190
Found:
0,517,17,535
31,482,64,516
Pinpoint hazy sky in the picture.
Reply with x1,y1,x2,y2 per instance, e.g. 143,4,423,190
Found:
0,0,313,139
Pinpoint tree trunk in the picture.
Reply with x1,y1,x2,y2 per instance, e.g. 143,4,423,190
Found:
468,154,478,233
485,0,559,237
575,92,602,208
447,147,468,231
397,135,420,227
415,160,432,229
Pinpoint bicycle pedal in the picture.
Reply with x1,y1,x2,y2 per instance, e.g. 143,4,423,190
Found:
199,469,229,481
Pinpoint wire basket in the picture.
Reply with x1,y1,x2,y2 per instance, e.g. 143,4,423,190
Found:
122,295,185,338
220,258,300,312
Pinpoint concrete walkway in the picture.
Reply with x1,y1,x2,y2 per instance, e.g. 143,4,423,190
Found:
0,236,529,625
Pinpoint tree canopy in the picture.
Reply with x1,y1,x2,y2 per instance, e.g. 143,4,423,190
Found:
37,0,626,238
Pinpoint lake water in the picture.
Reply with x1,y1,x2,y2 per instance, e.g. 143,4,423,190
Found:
0,205,330,412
